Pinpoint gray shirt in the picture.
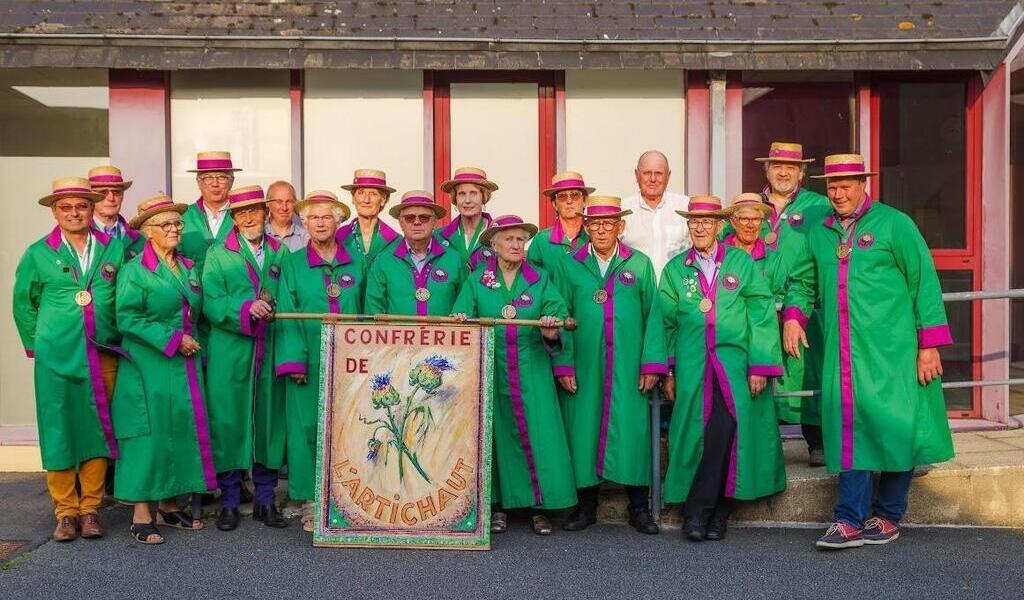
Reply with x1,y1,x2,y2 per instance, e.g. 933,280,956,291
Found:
266,215,310,252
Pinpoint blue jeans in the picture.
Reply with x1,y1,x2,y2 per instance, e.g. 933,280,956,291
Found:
834,469,914,529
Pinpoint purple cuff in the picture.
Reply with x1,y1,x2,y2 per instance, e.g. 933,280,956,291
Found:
749,365,784,377
163,330,184,357
240,300,255,336
640,362,669,375
25,348,34,358
918,324,953,349
275,362,308,377
668,356,676,368
782,306,809,328
553,365,575,377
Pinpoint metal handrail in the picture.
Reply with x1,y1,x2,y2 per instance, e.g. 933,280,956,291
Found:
941,289,1024,302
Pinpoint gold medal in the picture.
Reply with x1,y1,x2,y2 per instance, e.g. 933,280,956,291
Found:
326,283,342,298
501,304,517,319
74,290,92,307
765,232,777,245
415,287,431,302
698,298,713,313
593,289,609,304
836,244,851,260
259,289,274,304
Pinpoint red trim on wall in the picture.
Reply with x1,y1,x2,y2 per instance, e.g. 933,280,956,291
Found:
685,71,710,194
108,69,170,209
289,70,304,197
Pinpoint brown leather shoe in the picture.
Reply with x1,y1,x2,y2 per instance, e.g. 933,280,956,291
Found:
80,513,104,539
53,515,79,542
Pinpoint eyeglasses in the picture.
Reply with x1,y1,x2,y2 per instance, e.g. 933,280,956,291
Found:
401,214,434,224
732,217,763,226
555,191,585,201
305,214,336,223
585,219,620,231
198,174,232,184
54,202,92,213
687,218,719,230
148,220,184,232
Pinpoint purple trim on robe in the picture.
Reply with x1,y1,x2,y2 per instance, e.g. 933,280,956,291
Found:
224,227,242,253
918,325,953,349
549,219,566,245
552,365,575,377
264,234,281,253
82,286,119,459
640,362,669,375
275,362,307,377
240,300,256,336
617,243,633,260
163,329,184,357
117,215,141,242
505,325,544,505
781,306,809,328
439,216,461,239
45,226,63,250
89,226,112,247
25,348,34,358
140,240,160,271
837,252,856,470
595,274,617,477
710,357,740,498
723,233,768,261
520,260,541,285
749,365,784,377
572,241,590,263
379,220,399,244
181,297,217,489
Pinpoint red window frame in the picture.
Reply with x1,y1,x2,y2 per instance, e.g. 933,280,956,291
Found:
869,73,984,418
426,71,561,227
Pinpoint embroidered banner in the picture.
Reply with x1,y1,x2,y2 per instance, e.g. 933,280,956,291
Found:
314,322,494,550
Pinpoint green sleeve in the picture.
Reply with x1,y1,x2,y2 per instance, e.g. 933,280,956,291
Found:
743,259,784,376
201,249,259,337
451,276,479,318
781,234,817,328
639,259,668,375
540,276,573,374
526,238,543,269
363,259,388,315
273,257,308,375
891,213,952,349
657,263,682,372
117,266,184,357
12,249,41,357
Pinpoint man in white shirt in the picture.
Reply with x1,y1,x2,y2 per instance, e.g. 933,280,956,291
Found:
621,150,691,279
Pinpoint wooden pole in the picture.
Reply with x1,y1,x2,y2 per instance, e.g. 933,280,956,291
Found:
274,312,578,331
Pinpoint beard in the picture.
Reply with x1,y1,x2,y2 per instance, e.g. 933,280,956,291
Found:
771,179,797,195
241,227,264,243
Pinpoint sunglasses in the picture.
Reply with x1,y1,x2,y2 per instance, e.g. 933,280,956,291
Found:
401,214,434,224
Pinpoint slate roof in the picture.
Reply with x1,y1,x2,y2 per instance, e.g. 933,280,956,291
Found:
1,1,1022,70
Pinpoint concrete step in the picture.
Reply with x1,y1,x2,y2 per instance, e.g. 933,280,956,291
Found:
597,429,1024,528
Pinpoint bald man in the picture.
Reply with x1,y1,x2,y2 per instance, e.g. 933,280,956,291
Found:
620,151,691,279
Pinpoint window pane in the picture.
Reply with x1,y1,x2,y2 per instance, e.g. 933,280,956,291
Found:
938,270,973,412
742,83,852,196
879,81,966,249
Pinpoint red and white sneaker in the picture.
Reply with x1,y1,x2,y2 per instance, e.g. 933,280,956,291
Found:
863,516,901,545
815,521,865,550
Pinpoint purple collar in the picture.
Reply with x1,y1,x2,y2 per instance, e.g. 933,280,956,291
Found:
305,240,353,267
439,212,492,240
140,240,193,272
574,241,632,264
723,233,767,261
393,236,445,260
44,225,110,250
823,194,874,229
685,241,725,266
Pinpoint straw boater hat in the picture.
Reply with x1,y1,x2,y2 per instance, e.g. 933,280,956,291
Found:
387,190,447,220
675,195,730,219
441,167,499,194
227,185,270,210
727,193,773,219
811,153,877,179
582,195,632,220
38,176,104,207
754,142,815,164
479,215,539,246
187,151,243,173
88,165,133,191
340,169,396,194
294,189,351,221
129,194,188,230
543,171,595,197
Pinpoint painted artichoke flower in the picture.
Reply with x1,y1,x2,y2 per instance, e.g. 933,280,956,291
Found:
408,354,456,394
366,438,382,462
370,372,400,409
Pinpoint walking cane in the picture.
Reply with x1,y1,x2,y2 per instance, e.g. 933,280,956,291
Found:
650,386,663,522
275,312,578,330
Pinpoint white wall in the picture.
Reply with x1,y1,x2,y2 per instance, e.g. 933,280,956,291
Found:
565,70,687,200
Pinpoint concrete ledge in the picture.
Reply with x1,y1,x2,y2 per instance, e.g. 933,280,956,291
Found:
0,445,43,472
597,430,1024,528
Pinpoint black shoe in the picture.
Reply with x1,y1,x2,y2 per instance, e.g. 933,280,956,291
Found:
561,507,597,531
253,503,288,528
705,516,728,540
216,507,240,531
682,518,706,542
808,447,826,467
628,509,660,535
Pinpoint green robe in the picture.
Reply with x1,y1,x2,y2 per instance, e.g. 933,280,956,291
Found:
112,241,217,501
659,244,786,502
100,215,145,260
275,242,364,501
526,219,588,275
364,237,467,317
452,261,577,510
434,213,494,271
202,228,289,472
723,187,831,425
179,199,234,276
335,217,400,274
783,198,954,473
12,226,124,470
553,243,667,488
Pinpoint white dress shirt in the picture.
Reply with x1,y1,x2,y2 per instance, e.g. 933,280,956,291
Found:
620,191,692,280
592,244,616,278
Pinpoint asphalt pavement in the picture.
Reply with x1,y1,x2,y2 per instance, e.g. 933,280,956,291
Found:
1,473,1020,600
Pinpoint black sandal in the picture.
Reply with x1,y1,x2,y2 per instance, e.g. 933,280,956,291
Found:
157,509,202,530
130,522,164,545
491,511,508,534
